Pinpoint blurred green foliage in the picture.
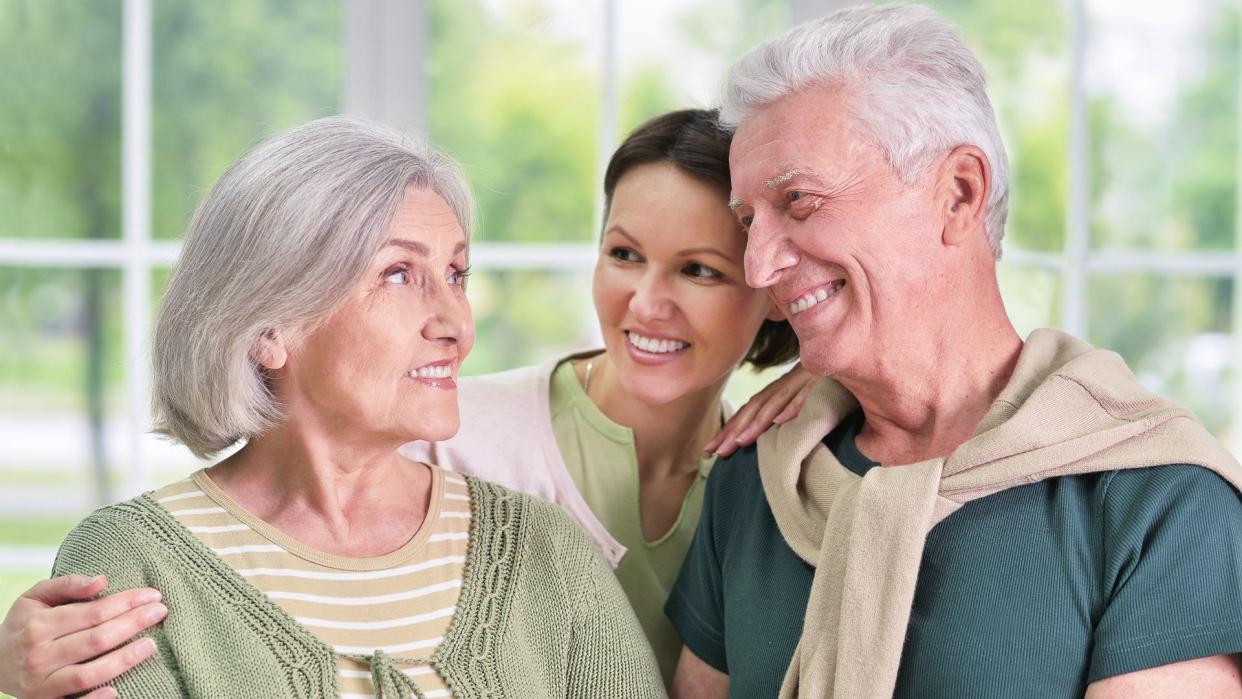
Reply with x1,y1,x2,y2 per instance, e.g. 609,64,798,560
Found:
0,0,1239,500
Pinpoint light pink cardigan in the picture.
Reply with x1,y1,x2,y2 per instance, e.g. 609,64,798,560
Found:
399,359,628,567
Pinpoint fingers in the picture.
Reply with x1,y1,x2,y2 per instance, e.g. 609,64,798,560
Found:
49,601,166,667
81,687,118,699
42,637,155,698
773,377,816,425
46,587,163,640
22,575,109,607
709,388,785,457
705,404,754,455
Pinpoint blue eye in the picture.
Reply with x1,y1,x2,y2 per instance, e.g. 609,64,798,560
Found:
384,266,410,284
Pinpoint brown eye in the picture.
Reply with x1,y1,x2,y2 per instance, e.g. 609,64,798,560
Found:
684,263,723,280
788,191,807,202
609,247,642,263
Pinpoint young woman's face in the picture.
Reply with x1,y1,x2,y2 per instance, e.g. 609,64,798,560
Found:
592,162,777,406
277,186,474,445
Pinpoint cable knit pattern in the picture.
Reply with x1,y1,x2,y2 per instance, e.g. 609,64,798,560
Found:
52,477,665,698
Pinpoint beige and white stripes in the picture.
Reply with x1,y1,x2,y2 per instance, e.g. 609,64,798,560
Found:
152,465,472,699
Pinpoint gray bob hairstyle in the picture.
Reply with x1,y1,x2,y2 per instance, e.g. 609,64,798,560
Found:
153,116,475,458
719,3,1010,257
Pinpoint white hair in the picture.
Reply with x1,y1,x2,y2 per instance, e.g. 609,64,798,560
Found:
153,116,475,458
720,3,1010,256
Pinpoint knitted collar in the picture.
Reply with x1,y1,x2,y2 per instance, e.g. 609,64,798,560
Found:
757,328,1242,698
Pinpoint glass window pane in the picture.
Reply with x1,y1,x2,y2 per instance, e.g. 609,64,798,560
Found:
0,267,124,607
1086,0,1239,251
0,1,122,240
916,0,1071,253
1088,274,1234,442
616,0,790,136
998,264,1063,337
463,269,598,375
428,0,602,242
152,0,342,239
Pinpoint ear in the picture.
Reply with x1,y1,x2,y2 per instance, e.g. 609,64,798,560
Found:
253,329,288,371
938,145,990,247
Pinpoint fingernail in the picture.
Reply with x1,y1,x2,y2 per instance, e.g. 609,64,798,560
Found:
144,604,168,624
138,589,162,605
134,637,156,658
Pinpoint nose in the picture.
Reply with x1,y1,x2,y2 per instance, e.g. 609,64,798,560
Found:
744,215,799,289
629,270,676,323
421,284,474,350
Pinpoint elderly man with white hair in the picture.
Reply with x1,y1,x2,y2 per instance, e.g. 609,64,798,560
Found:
666,4,1242,698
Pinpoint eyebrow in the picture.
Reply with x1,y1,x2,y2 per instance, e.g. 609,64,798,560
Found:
729,168,825,211
764,168,810,190
383,239,468,256
680,246,738,264
604,226,640,247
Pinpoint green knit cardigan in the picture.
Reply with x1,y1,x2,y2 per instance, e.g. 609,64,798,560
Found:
52,476,666,698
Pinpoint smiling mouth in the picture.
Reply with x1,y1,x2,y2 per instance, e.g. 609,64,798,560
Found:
625,331,689,354
408,365,453,379
788,280,846,316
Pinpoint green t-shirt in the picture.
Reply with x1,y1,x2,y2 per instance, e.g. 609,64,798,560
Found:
667,409,1242,697
549,359,715,686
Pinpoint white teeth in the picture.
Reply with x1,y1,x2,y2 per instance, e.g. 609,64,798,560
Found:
788,281,843,316
410,365,452,379
627,332,688,354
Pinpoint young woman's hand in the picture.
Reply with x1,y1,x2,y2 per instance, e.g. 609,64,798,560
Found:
0,575,166,699
704,362,819,457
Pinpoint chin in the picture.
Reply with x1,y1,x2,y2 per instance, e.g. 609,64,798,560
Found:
619,373,692,407
798,337,852,378
407,414,461,443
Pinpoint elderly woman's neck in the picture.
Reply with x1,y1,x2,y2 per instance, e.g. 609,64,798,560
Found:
207,428,432,556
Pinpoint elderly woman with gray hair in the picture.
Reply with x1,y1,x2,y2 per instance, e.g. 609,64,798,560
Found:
11,117,664,698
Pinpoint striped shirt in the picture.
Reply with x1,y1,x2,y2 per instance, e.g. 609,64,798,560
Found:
151,465,471,699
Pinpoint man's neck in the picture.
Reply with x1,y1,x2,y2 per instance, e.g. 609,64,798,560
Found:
839,297,1023,466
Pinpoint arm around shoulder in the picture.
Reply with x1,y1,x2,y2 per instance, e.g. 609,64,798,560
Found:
52,507,185,696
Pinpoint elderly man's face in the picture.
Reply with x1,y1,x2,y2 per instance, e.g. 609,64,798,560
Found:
728,85,945,377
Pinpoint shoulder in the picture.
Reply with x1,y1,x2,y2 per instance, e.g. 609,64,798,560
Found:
1101,463,1240,507
705,442,764,504
466,476,590,550
1096,464,1242,549
466,476,604,596
53,495,172,580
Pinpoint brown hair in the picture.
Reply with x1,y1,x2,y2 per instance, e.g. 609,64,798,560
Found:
602,109,799,369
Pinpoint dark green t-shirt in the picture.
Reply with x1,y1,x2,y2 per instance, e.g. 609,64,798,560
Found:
666,410,1242,697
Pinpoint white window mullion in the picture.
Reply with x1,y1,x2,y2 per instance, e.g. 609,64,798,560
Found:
343,0,427,136
594,0,619,233
122,0,153,496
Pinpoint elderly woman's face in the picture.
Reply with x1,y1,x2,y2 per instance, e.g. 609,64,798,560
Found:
592,162,776,406
277,186,474,445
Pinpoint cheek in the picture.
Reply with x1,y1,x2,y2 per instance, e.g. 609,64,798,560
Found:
690,287,770,358
591,265,627,322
